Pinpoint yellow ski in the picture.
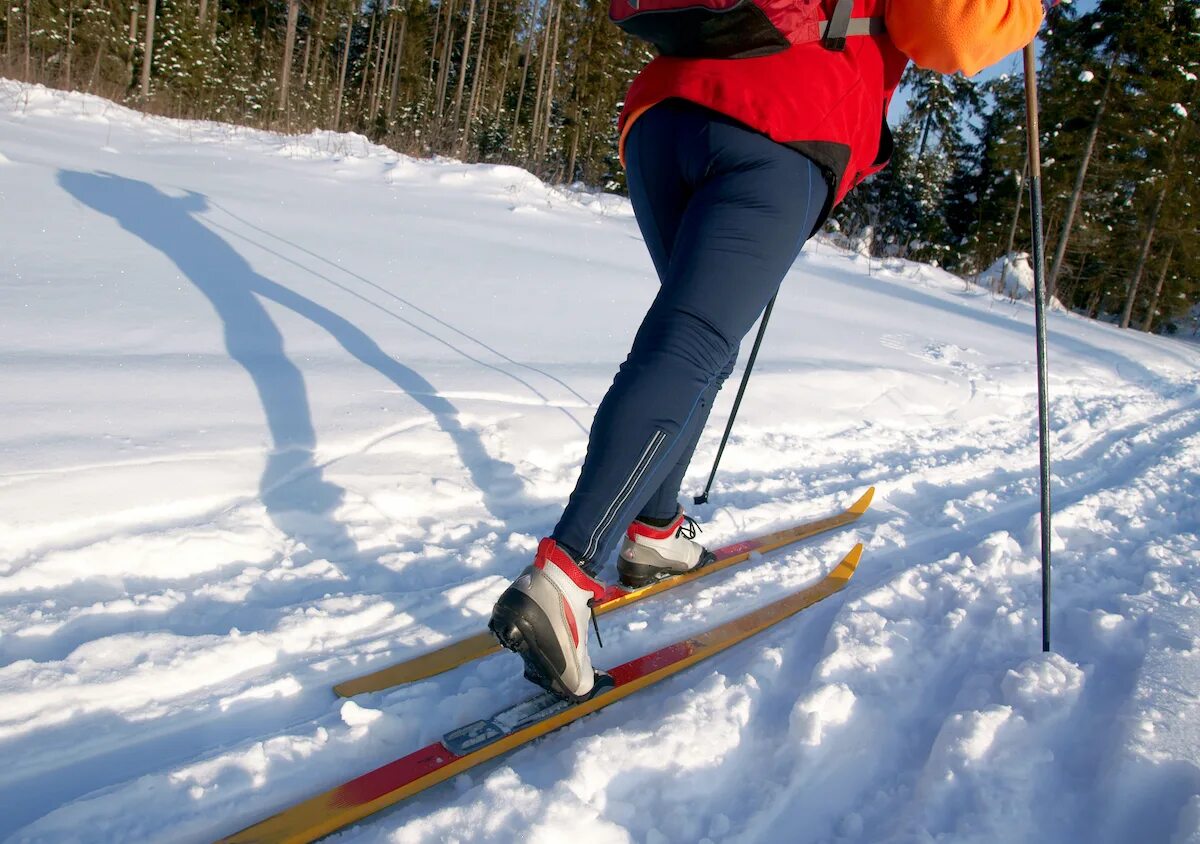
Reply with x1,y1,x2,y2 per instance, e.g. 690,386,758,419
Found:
334,488,873,697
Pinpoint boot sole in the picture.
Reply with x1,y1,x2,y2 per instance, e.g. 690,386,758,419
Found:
489,592,610,704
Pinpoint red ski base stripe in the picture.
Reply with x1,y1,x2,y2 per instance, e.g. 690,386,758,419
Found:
712,538,765,557
329,744,460,810
607,641,695,684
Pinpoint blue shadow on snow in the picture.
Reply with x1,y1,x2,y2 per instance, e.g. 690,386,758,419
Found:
57,170,525,557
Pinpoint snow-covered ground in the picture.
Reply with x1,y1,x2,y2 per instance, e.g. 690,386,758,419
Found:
2,80,1198,844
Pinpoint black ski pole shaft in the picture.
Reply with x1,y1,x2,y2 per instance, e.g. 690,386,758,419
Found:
1023,42,1054,653
694,294,777,506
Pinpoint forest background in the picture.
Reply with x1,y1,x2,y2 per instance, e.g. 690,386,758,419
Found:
1,0,1196,331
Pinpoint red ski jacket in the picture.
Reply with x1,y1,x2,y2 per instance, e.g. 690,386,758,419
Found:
618,0,1045,220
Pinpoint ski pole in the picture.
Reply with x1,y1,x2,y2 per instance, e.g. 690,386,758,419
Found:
694,294,777,506
1023,42,1054,653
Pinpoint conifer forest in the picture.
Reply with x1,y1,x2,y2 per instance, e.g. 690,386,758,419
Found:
2,0,1196,331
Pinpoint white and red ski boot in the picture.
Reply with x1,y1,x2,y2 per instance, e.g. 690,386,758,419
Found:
490,538,613,702
617,508,716,589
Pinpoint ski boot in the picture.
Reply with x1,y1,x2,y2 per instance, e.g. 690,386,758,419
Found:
490,538,613,702
617,508,716,589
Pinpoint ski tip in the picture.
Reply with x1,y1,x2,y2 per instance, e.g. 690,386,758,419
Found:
848,486,875,515
831,543,864,582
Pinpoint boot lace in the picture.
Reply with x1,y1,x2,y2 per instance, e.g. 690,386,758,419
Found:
589,601,604,648
676,515,703,541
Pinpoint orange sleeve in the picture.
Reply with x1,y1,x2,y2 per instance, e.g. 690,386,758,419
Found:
884,0,1044,76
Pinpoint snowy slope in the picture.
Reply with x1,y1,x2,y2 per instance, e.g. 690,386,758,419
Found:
2,80,1198,844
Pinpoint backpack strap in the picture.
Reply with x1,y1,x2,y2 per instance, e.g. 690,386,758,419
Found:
821,0,886,51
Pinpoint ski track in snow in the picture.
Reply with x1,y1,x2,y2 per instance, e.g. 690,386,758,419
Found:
2,81,1199,843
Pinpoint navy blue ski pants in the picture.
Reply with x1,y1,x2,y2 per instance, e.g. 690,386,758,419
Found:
553,100,829,574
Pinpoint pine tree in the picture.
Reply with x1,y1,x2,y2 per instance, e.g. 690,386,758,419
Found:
964,73,1028,277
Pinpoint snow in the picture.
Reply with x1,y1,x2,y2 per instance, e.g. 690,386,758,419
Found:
2,79,1199,844
976,251,1042,303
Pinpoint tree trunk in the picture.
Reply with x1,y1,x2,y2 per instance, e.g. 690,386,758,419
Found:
387,12,406,128
306,0,328,87
24,0,32,79
461,0,490,153
493,28,514,116
537,0,561,163
569,23,596,179
5,0,13,66
334,12,354,130
279,0,300,115
127,4,138,87
89,37,108,93
567,32,590,183
1140,243,1174,333
357,9,378,113
585,115,597,170
1057,250,1088,310
1119,182,1167,329
917,112,932,158
139,0,157,97
463,0,492,157
566,107,580,181
371,13,395,121
436,0,458,124
449,0,477,131
64,0,74,88
464,48,488,155
429,0,441,83
1046,54,1116,300
530,0,553,158
198,0,207,26
510,0,536,142
301,35,312,92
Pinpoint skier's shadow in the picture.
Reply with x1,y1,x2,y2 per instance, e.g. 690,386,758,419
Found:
57,169,524,575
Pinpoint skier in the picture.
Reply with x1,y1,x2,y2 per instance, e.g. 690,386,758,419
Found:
490,0,1052,701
